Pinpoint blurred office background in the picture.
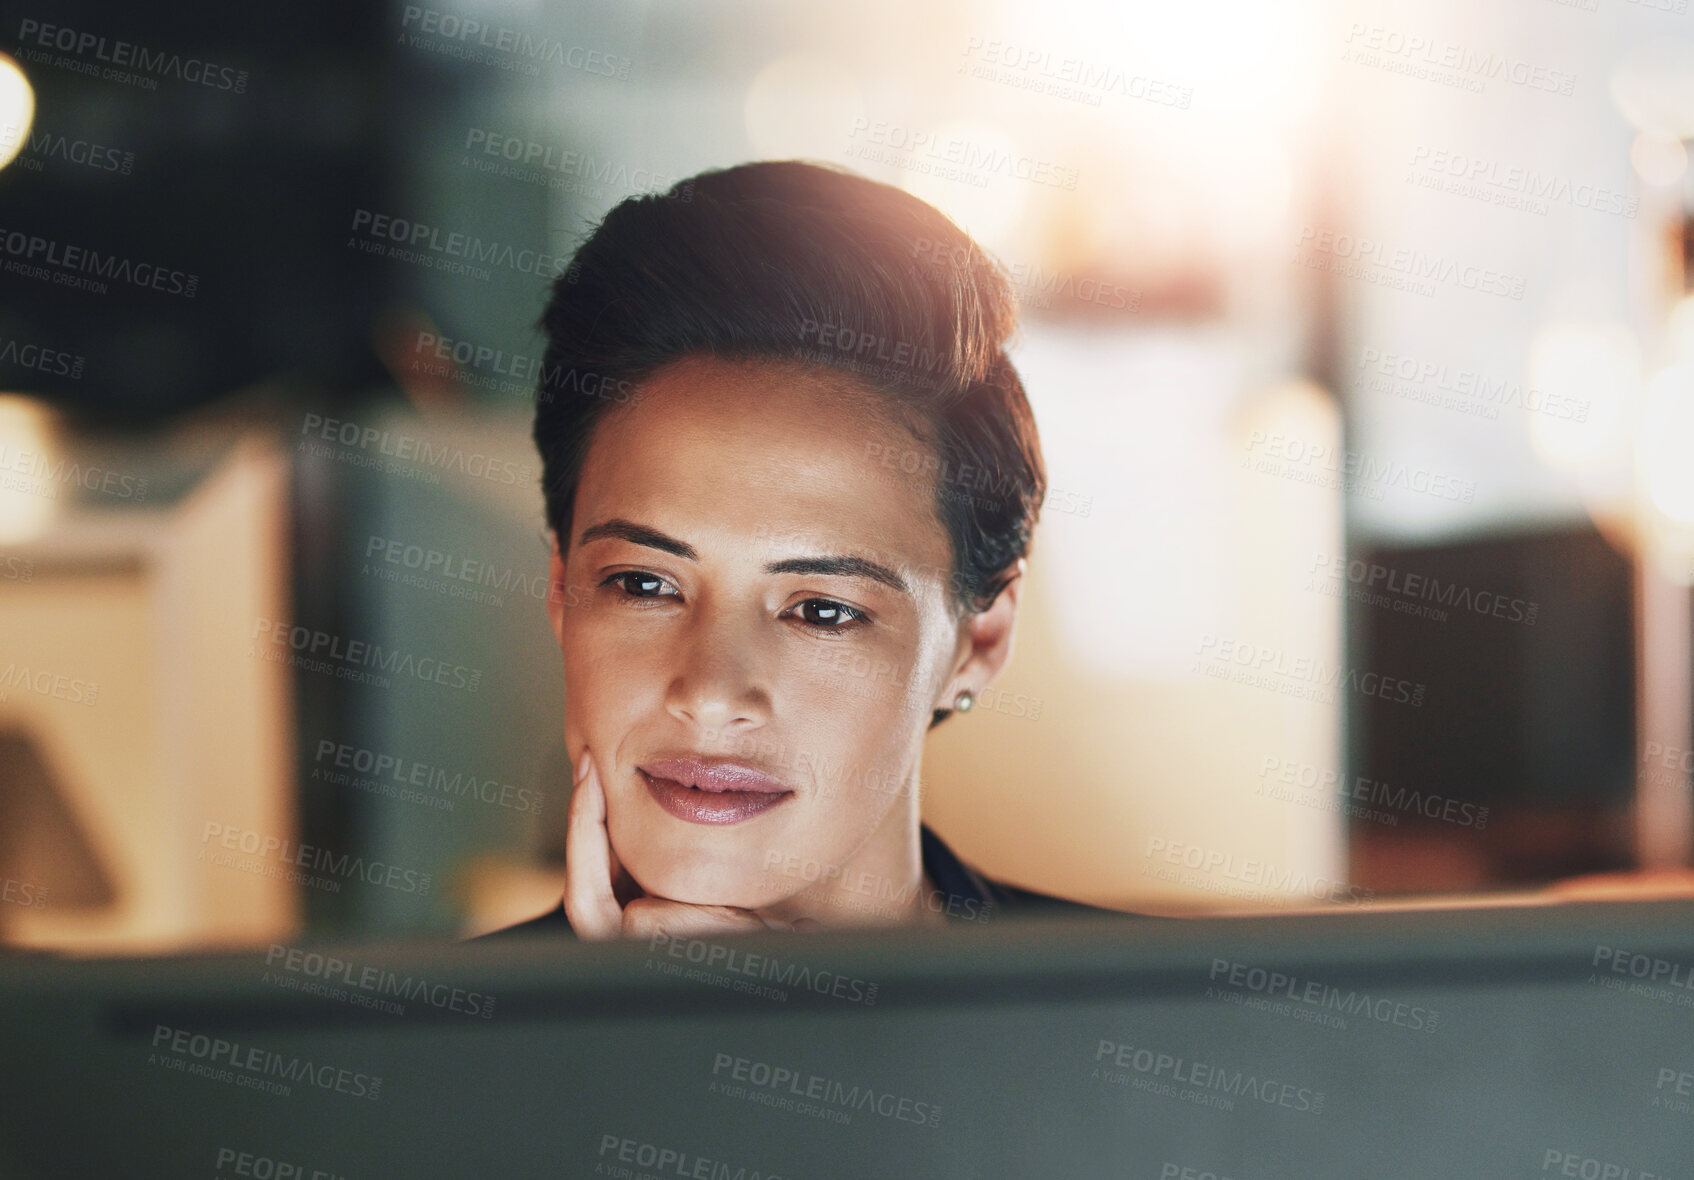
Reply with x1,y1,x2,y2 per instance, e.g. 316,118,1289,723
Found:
2,0,1692,952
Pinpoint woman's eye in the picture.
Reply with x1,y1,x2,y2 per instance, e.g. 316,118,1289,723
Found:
790,598,865,628
603,571,677,599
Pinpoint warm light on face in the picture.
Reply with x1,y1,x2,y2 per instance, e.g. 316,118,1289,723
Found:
554,357,966,910
0,55,35,171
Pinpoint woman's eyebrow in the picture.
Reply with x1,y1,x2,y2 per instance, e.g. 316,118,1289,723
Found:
580,518,910,595
764,555,909,595
578,519,698,559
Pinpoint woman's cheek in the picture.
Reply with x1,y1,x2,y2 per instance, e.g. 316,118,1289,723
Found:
560,648,624,772
559,641,593,744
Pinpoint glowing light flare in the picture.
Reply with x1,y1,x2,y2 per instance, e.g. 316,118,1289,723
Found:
996,0,1324,132
1040,117,1296,290
961,0,1318,273
0,55,34,171
0,395,58,543
1526,322,1640,475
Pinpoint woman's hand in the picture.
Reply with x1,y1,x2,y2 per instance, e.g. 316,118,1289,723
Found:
564,749,818,940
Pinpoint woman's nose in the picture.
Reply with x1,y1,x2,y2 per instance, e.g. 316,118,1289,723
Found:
663,609,770,732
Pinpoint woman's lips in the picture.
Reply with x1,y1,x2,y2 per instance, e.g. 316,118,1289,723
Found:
638,760,794,826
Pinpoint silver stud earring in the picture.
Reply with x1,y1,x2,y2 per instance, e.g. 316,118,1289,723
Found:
954,691,974,713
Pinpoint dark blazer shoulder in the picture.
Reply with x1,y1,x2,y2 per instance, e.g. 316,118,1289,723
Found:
920,824,1143,921
471,899,575,940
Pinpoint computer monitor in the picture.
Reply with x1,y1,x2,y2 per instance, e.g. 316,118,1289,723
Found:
1,900,1690,1177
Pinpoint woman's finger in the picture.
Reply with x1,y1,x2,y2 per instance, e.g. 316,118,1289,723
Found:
620,897,775,941
604,820,644,909
562,750,625,940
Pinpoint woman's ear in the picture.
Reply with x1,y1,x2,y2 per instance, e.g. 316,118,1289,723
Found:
942,559,1026,704
546,530,569,650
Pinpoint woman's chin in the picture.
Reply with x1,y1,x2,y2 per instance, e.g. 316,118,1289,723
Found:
623,855,777,911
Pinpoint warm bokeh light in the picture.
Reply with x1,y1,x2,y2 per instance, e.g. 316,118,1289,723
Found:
1002,0,1323,131
0,53,34,171
1526,322,1641,476
4,0,1691,956
0,394,59,543
1641,363,1694,526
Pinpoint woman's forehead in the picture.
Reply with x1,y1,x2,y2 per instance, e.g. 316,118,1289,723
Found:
572,356,950,568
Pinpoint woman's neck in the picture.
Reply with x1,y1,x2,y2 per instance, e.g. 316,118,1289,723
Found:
759,789,947,930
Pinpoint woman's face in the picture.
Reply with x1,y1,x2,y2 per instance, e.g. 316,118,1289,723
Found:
549,354,969,908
